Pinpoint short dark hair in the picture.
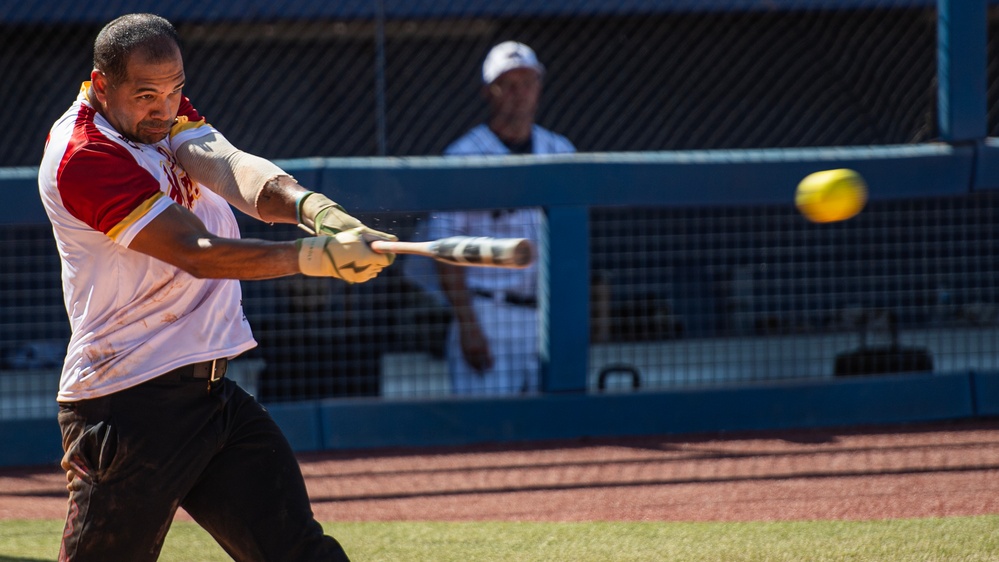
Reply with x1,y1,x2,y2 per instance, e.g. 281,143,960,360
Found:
93,13,180,85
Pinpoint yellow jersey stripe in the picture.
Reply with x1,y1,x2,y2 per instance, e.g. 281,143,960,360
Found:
107,192,165,242
171,115,207,138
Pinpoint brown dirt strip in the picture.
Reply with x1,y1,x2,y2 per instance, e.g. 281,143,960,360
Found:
1,419,997,522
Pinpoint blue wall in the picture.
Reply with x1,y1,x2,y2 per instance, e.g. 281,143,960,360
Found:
7,372,999,463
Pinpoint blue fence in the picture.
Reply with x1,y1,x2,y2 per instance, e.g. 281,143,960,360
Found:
3,143,999,466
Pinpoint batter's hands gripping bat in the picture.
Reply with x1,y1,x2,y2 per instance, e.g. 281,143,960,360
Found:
370,236,534,268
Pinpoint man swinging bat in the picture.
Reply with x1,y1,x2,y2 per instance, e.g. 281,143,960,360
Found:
38,13,393,561
40,13,540,561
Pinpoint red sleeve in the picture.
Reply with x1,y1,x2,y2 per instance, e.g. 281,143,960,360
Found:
57,141,162,235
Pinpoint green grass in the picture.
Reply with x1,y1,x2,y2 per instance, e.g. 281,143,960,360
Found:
1,517,998,561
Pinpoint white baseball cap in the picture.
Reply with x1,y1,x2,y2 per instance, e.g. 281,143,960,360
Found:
481,41,545,85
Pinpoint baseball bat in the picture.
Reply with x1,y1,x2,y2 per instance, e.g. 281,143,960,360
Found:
370,236,534,268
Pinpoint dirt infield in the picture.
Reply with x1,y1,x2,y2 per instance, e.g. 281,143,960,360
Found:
2,419,998,522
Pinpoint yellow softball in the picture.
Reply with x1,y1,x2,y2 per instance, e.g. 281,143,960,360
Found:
795,168,868,223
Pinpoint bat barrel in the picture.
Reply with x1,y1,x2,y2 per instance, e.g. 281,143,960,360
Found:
370,236,534,268
433,236,534,268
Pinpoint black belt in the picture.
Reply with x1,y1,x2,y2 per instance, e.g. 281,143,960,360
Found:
473,289,537,308
175,358,228,383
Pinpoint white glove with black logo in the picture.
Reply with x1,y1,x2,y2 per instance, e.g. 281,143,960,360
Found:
296,228,395,284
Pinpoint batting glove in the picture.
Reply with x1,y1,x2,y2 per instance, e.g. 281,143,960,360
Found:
297,228,395,284
297,191,396,241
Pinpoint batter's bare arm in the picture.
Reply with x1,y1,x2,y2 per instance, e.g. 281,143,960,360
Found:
129,203,391,283
129,203,298,280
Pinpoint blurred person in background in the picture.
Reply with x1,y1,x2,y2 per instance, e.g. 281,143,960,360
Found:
425,41,576,395
37,13,395,561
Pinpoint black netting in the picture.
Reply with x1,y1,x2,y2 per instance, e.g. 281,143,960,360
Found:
2,5,937,167
8,3,999,415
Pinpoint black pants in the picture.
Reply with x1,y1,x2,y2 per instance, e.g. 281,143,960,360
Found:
56,367,349,562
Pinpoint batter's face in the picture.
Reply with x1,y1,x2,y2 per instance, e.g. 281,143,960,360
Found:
91,45,185,145
486,68,541,123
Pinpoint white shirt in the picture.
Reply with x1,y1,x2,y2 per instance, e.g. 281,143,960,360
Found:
38,84,256,401
443,124,575,156
415,124,575,296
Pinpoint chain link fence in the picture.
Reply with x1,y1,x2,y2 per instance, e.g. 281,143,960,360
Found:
3,3,999,418
1,3,947,167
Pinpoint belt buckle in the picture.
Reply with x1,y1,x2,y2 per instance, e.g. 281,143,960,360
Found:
210,359,222,382
207,358,226,391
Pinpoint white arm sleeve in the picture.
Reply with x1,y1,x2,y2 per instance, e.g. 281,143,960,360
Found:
174,132,287,220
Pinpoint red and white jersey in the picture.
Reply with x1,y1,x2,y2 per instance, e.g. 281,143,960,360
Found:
38,83,256,401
